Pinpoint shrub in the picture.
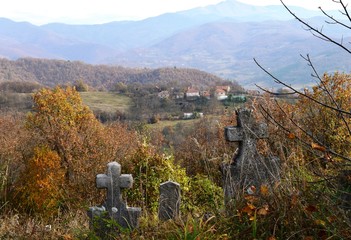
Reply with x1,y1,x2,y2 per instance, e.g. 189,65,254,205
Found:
12,146,64,218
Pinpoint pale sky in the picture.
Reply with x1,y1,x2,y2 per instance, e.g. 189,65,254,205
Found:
0,0,348,25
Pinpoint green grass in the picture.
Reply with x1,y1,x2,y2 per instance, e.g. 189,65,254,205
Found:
79,92,132,113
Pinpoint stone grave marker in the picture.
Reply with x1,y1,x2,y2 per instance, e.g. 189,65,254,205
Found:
222,108,280,201
88,161,141,232
158,181,181,221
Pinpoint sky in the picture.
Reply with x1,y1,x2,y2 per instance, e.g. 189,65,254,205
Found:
0,0,348,25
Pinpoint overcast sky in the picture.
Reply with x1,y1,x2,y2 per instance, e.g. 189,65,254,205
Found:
0,0,348,25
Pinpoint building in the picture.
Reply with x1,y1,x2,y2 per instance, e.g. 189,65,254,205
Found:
185,87,200,99
215,88,228,100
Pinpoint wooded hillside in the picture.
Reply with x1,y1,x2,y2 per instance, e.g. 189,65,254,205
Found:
0,58,242,91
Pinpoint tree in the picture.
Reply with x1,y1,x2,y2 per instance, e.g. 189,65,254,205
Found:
255,0,351,162
252,0,351,227
20,86,138,210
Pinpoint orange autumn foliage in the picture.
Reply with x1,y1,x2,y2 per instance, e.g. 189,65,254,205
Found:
14,146,64,217
13,86,139,214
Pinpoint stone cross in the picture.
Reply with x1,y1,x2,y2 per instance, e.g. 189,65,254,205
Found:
225,108,268,166
222,108,280,200
158,181,181,221
88,162,141,230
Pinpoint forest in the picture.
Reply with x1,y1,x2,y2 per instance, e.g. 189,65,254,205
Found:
0,58,242,91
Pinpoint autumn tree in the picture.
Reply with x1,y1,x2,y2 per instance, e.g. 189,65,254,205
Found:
251,0,351,230
12,86,138,214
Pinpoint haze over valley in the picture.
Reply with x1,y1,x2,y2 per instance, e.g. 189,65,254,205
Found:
0,0,350,88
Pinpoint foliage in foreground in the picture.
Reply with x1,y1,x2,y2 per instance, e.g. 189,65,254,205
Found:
0,77,350,239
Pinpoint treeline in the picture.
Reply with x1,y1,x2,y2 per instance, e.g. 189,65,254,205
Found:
0,58,243,91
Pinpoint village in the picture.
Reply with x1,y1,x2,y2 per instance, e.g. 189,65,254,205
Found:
154,85,250,120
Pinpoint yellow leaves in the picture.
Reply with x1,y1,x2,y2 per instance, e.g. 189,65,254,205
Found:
260,184,269,196
240,184,271,221
242,203,256,214
14,146,64,218
314,219,326,226
311,142,326,152
287,132,296,139
241,201,269,220
257,205,269,216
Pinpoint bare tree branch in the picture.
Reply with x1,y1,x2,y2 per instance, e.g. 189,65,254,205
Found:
300,54,351,136
259,102,351,162
280,0,351,54
254,58,351,116
319,6,351,30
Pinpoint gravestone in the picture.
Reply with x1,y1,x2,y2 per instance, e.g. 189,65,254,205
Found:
158,181,181,221
88,162,141,232
222,108,280,201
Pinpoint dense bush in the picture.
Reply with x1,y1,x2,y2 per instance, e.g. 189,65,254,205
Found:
122,142,223,215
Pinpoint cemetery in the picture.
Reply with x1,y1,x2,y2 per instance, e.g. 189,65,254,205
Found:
0,84,350,239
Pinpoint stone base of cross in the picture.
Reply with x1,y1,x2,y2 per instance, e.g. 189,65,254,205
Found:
222,108,281,201
88,162,141,232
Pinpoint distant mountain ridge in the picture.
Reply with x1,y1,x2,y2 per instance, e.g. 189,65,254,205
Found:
0,0,349,88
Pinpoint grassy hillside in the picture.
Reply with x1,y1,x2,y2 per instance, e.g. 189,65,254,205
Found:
79,92,132,113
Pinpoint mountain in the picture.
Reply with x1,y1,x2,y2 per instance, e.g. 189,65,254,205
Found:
113,18,351,88
0,0,349,88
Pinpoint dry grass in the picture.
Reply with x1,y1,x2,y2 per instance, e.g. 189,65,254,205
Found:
0,210,89,239
79,92,132,113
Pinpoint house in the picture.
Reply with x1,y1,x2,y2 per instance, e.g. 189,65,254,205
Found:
183,112,194,119
215,88,228,100
183,112,204,119
200,90,211,99
216,85,231,93
185,87,200,99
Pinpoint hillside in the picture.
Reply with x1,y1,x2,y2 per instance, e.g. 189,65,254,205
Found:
0,58,240,90
0,0,349,88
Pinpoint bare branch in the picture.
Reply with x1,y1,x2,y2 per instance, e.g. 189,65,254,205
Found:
254,58,351,116
259,102,351,162
319,6,351,29
280,0,351,54
339,0,351,22
299,54,351,136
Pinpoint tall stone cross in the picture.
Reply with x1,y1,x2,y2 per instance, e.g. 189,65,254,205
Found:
223,108,280,200
88,162,141,230
225,108,268,167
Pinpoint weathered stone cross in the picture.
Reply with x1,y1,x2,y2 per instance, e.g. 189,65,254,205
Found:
223,108,280,200
225,108,268,166
96,161,133,212
88,161,141,230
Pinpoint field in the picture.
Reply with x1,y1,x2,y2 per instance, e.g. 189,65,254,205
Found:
79,92,132,113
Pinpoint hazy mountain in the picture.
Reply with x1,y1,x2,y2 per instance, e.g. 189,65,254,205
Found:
112,18,351,88
0,0,349,88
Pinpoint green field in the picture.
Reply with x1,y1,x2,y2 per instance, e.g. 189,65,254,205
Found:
79,92,132,113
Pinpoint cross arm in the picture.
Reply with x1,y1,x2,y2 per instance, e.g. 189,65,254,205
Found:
225,126,244,142
119,174,133,188
96,174,110,189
